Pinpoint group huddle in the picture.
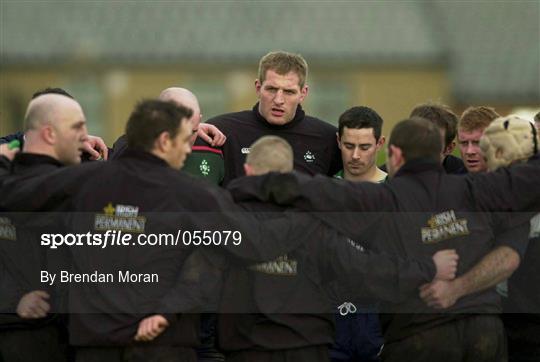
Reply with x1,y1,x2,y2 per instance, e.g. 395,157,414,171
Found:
1,51,539,362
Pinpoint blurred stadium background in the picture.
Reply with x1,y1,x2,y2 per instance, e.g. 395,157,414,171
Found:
1,1,539,151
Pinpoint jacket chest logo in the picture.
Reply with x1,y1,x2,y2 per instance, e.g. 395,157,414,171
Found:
199,159,211,176
95,203,146,233
421,210,469,244
304,150,316,163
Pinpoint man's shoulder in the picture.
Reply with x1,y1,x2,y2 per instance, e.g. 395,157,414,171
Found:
443,155,467,175
206,110,254,127
303,114,338,133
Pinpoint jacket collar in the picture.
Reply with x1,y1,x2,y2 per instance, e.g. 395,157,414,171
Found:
252,103,305,130
394,158,443,178
119,148,171,168
13,153,64,168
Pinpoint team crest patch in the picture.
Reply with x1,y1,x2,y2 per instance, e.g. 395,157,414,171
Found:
304,151,315,163
241,148,251,154
200,159,210,176
421,210,469,244
0,217,16,241
94,203,146,233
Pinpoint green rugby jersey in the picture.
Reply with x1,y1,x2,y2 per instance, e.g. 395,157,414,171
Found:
183,145,225,185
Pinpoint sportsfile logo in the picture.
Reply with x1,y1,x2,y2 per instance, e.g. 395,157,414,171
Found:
0,217,16,241
421,210,469,244
94,203,146,233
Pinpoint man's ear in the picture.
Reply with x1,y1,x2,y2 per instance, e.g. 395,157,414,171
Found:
255,79,262,97
444,141,456,156
388,144,403,162
154,131,171,152
336,132,342,150
377,136,386,149
299,85,309,103
244,163,255,176
41,125,55,145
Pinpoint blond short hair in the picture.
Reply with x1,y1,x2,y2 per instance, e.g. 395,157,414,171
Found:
480,115,539,170
258,51,308,88
246,136,294,174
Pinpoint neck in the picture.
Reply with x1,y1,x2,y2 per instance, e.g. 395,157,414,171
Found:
22,136,59,161
344,165,386,183
150,149,176,169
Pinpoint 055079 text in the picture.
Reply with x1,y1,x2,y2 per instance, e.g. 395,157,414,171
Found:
40,230,242,249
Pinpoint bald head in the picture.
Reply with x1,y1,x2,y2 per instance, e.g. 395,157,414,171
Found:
159,87,201,145
24,94,82,131
244,136,294,176
23,93,88,165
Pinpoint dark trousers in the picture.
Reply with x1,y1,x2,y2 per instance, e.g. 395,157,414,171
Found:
197,314,225,362
0,324,68,362
226,345,329,362
503,313,540,362
75,346,197,362
382,315,506,362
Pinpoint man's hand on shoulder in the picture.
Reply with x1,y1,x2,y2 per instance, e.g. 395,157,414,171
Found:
198,124,226,147
0,142,20,161
83,135,108,160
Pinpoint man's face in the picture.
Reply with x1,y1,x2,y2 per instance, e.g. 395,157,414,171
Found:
167,120,193,170
255,70,308,125
53,103,88,165
338,127,382,178
458,128,487,172
535,119,540,132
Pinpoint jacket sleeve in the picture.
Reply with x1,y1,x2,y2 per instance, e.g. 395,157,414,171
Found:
319,228,436,303
228,172,395,240
470,153,540,212
0,156,11,181
187,187,325,263
0,132,24,146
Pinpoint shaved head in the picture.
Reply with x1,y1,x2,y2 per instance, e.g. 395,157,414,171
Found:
24,94,82,131
159,87,201,145
245,136,294,175
23,93,88,165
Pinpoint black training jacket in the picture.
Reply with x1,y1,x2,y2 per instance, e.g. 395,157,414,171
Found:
0,154,67,330
230,157,539,341
1,148,322,346
196,103,341,185
219,178,437,351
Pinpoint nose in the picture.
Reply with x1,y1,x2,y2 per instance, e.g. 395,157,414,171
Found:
80,125,89,142
352,147,361,159
274,90,285,105
465,142,476,155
